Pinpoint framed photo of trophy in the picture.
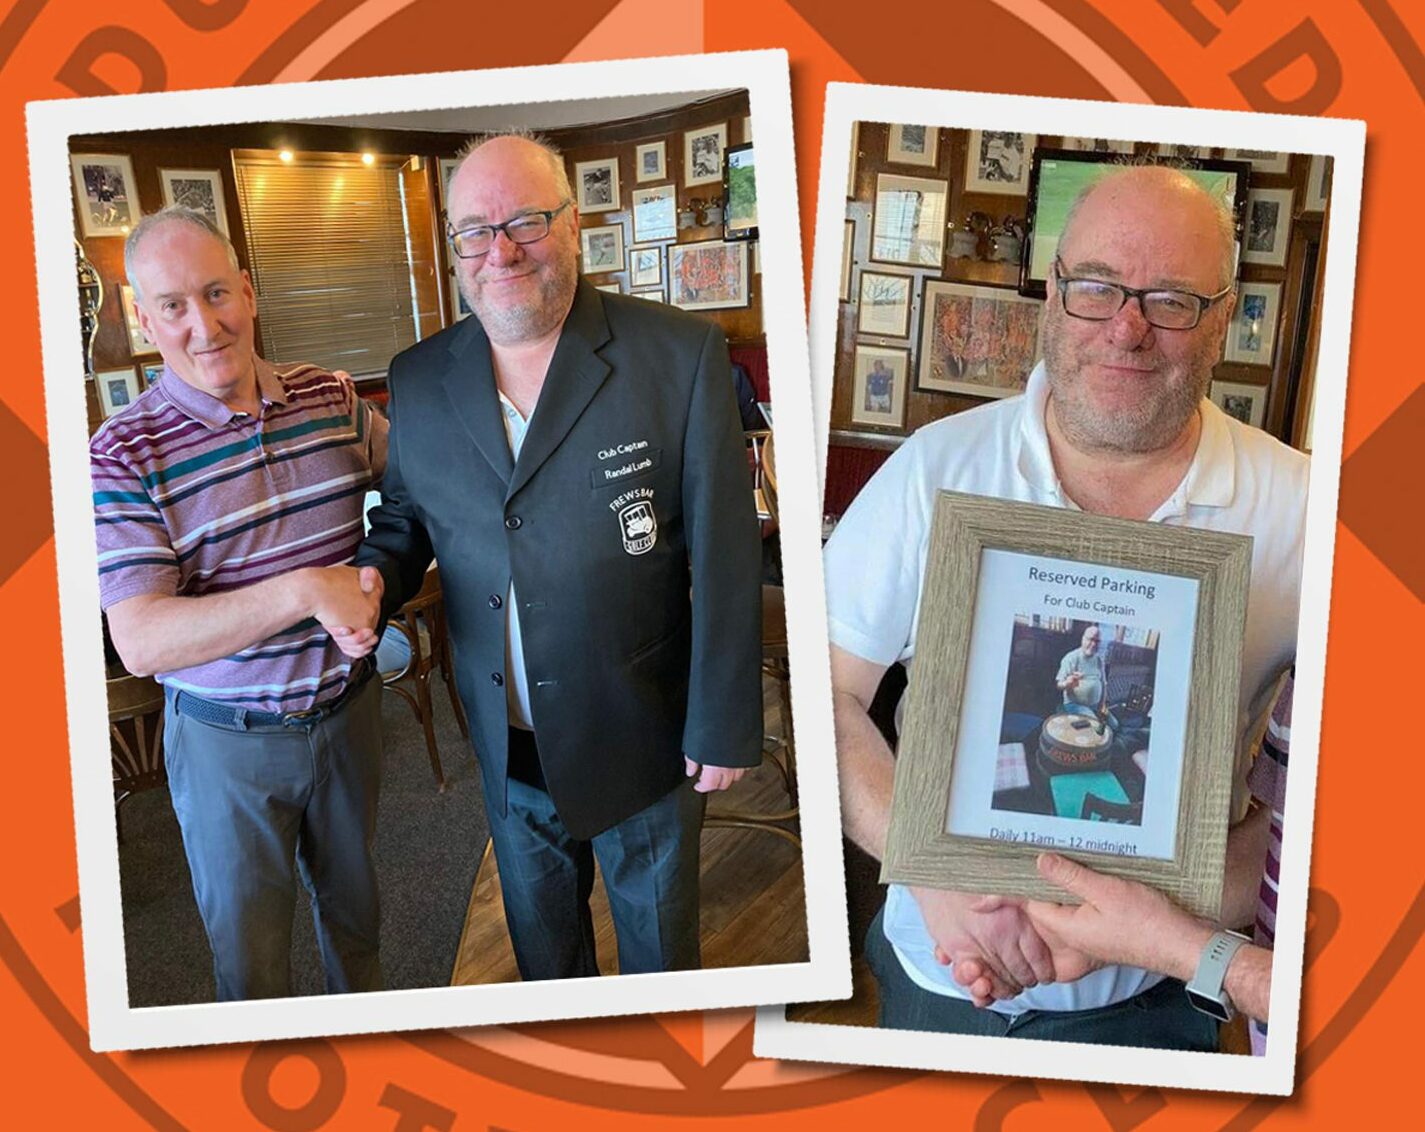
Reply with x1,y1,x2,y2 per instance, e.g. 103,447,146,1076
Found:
881,493,1251,918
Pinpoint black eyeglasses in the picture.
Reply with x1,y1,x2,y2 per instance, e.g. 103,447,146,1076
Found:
1053,255,1232,330
447,200,573,259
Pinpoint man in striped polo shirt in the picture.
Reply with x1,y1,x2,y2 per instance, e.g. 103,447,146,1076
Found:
92,206,389,1001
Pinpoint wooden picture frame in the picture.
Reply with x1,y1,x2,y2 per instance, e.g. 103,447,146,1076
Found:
1224,148,1290,175
1305,154,1332,212
631,287,666,303
138,360,164,387
1156,143,1212,160
634,140,666,183
628,245,663,288
70,153,139,238
847,121,860,199
158,168,230,235
964,130,1036,195
870,172,948,267
917,281,1041,398
683,122,727,187
667,238,748,311
574,157,620,214
882,493,1251,919
840,219,855,302
631,184,677,244
118,284,157,357
1210,379,1268,429
849,343,910,431
1061,136,1134,154
1224,281,1282,367
887,124,939,167
1242,188,1294,267
579,223,625,275
856,270,913,339
94,367,143,417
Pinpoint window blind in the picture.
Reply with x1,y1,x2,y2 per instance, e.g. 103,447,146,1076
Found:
234,154,417,376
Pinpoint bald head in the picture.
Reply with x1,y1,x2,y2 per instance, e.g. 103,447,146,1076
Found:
450,131,572,213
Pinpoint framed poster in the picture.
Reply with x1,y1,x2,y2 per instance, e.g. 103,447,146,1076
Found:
881,493,1251,919
157,168,230,235
1210,379,1268,429
870,172,947,267
634,140,666,182
631,184,677,243
1225,148,1291,175
1223,281,1282,366
1242,188,1294,267
683,122,727,187
723,142,757,240
70,153,139,237
856,270,913,338
628,245,663,288
917,281,1041,398
849,344,910,431
1305,154,1332,212
887,124,939,167
667,238,748,311
574,157,620,213
579,223,625,275
964,131,1036,194
94,367,143,417
117,284,157,357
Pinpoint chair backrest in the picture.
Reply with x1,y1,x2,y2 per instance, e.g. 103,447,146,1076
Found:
746,429,778,525
108,673,166,791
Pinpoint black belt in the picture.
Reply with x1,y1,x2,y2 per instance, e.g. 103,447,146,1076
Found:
174,660,373,730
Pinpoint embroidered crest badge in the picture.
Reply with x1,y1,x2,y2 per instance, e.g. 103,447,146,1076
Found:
618,500,657,555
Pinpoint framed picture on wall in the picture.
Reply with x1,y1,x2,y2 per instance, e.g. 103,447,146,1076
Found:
887,124,939,167
158,168,230,235
841,219,855,302
579,223,625,274
847,121,860,198
438,156,459,207
917,281,1042,398
574,157,620,213
667,238,748,311
1224,281,1282,366
1225,148,1290,175
849,344,910,431
856,270,913,338
1061,136,1134,154
138,361,164,387
94,367,142,417
117,285,157,357
1306,154,1332,212
1210,379,1268,429
632,288,666,303
595,283,622,294
683,122,727,187
964,131,1036,195
880,492,1251,920
629,245,663,288
70,153,139,238
871,172,947,267
635,140,666,182
1156,143,1212,160
631,184,677,243
1242,188,1294,267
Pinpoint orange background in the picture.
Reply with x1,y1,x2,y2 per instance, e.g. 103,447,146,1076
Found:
2,1,1420,1126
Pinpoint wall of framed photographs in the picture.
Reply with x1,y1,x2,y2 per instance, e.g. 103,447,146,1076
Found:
826,122,1332,516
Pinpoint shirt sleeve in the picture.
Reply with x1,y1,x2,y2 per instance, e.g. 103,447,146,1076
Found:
91,440,179,610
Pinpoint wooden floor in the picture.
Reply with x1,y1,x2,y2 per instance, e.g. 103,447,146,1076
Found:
450,675,807,984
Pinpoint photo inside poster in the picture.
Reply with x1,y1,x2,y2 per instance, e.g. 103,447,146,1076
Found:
944,548,1199,860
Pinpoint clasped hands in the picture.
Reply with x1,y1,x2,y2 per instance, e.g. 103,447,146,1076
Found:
305,565,385,659
919,852,1204,1007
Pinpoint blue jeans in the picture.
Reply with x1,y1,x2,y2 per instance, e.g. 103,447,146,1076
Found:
864,905,1219,1049
484,734,704,980
163,677,384,1001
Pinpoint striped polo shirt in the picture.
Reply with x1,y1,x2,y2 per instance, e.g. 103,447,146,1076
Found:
91,357,388,714
1246,671,1292,1056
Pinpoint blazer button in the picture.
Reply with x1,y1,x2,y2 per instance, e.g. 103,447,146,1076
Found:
505,515,522,530
491,672,504,686
488,594,503,609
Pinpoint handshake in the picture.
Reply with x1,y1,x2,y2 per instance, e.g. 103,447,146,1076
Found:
302,564,386,659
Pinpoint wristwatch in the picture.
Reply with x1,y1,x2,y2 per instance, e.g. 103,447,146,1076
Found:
1185,929,1251,1022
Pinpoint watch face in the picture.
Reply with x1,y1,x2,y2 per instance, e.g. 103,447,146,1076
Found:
1186,988,1232,1023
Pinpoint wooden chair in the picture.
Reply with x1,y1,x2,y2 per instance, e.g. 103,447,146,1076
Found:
108,673,166,842
380,565,469,791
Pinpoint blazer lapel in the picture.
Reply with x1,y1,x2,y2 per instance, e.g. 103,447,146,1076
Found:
507,281,611,500
439,317,515,487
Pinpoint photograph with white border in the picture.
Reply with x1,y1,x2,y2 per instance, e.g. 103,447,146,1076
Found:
31,49,846,1053
766,80,1364,1097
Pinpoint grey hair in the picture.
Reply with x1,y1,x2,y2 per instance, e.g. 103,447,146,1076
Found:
449,128,574,204
124,206,241,301
1058,162,1239,290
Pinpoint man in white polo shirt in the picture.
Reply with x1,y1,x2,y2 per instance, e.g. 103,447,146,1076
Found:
826,165,1306,1046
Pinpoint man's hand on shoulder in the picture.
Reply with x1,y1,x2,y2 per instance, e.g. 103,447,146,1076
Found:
684,758,747,793
305,565,384,658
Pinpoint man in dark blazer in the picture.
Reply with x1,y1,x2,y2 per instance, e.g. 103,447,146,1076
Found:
348,132,763,980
